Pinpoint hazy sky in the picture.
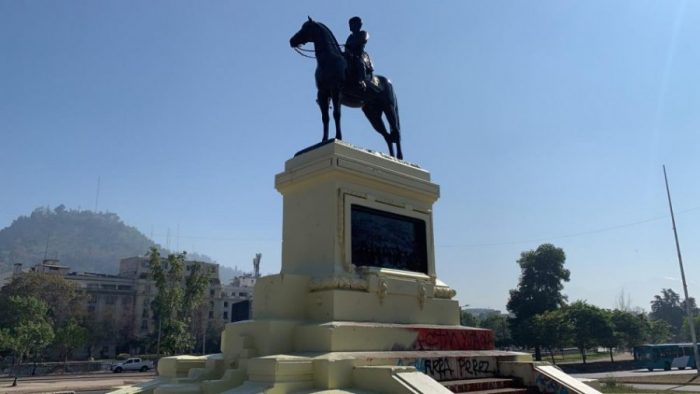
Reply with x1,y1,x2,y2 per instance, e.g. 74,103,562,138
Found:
2,1,699,312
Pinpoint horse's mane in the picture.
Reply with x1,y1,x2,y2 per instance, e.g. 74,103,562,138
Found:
316,22,342,54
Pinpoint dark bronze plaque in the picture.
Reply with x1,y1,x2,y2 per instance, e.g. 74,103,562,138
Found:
350,204,428,274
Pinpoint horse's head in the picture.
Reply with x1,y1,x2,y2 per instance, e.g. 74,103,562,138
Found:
289,17,317,48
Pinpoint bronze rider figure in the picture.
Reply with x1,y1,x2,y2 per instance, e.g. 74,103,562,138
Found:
344,16,374,92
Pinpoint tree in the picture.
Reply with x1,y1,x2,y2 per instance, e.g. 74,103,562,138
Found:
533,309,572,364
565,301,613,364
649,288,696,340
648,319,673,343
460,310,478,327
0,328,15,357
479,314,512,348
614,289,633,312
598,310,618,363
84,319,117,359
0,272,84,328
610,310,647,351
53,319,88,364
3,296,55,364
149,247,209,355
506,244,570,361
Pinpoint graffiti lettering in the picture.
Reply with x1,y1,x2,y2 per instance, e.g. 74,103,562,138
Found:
424,357,455,380
400,357,493,381
535,373,569,394
412,328,494,351
459,358,490,375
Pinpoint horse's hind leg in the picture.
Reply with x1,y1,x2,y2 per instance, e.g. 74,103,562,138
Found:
317,90,330,141
362,105,394,157
384,106,402,160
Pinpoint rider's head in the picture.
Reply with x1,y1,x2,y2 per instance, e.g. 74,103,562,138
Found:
349,16,362,33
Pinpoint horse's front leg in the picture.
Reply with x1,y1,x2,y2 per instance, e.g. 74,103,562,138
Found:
331,89,342,140
317,90,330,141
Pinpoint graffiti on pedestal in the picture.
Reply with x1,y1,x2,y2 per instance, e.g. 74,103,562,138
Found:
535,372,570,394
398,357,493,381
411,327,494,351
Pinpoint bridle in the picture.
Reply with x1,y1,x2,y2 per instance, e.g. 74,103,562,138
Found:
292,23,344,60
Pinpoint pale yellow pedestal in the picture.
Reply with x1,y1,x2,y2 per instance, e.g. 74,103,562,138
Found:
111,141,597,394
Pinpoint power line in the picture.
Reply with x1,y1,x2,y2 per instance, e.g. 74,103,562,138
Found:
438,205,700,249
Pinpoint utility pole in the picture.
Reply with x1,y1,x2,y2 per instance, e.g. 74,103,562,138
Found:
663,165,700,374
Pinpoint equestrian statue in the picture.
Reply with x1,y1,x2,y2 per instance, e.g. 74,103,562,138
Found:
290,17,403,160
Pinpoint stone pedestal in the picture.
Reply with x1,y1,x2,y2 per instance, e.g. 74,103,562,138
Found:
111,141,599,394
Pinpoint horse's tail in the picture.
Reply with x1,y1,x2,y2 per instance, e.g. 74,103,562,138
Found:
393,91,401,142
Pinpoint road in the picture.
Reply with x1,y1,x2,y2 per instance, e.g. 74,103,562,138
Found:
572,368,700,392
0,371,155,393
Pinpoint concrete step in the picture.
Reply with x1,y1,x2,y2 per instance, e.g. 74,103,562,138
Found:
442,377,516,392
465,389,527,394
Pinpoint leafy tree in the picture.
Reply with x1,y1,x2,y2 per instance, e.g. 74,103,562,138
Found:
650,288,696,340
4,296,55,363
149,247,208,355
565,301,612,364
479,314,512,348
0,328,14,355
598,310,618,362
682,315,700,342
84,319,117,359
507,244,570,361
534,309,572,364
15,321,54,364
610,310,647,350
0,272,84,328
460,310,478,327
53,319,88,364
647,319,673,343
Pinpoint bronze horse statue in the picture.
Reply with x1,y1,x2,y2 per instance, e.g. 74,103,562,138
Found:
290,17,403,159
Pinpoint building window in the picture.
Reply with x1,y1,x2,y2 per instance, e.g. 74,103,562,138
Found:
239,292,248,297
210,289,215,296
208,311,213,319
224,302,228,307
106,295,116,305
223,312,228,320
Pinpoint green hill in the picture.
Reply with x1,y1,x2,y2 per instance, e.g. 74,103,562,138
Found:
0,205,157,274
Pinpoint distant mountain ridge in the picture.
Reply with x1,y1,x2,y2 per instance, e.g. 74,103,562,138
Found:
0,206,241,280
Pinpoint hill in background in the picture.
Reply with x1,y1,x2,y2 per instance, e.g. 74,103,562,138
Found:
0,205,243,281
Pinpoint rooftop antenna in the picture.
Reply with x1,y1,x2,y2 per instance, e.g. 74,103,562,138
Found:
166,228,171,250
663,164,700,376
253,253,261,278
94,176,101,212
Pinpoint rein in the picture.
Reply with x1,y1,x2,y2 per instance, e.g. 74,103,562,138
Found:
293,46,317,59
293,44,346,59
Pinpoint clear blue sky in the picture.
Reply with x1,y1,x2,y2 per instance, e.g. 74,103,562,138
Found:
2,0,699,312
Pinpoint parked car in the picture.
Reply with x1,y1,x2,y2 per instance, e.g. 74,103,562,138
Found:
111,357,154,373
